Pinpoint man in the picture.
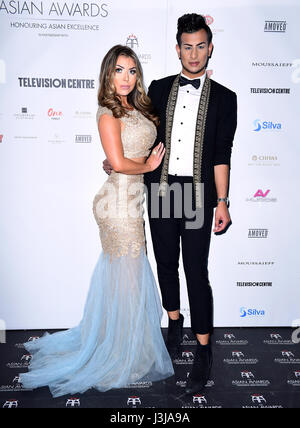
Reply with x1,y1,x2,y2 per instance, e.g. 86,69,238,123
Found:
144,13,237,394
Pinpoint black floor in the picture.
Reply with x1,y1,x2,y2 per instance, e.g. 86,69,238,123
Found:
1,327,300,409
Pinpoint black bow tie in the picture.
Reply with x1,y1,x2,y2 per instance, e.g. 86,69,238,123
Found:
179,75,201,90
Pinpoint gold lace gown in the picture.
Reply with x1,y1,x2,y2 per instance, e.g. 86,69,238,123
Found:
19,106,174,398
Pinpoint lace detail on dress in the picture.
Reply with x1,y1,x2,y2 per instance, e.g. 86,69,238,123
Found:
94,106,156,260
93,174,146,261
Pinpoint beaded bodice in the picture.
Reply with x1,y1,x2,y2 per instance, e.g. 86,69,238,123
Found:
96,106,156,158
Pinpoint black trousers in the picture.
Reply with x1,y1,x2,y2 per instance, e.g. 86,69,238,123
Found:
146,175,214,335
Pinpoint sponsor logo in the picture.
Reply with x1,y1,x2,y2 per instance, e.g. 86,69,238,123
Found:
14,107,36,120
204,16,214,26
242,394,283,408
248,229,268,238
246,190,277,203
263,333,296,346
125,34,151,65
182,351,194,359
126,34,139,49
252,61,292,68
182,333,197,346
27,336,40,342
249,155,280,167
73,110,93,120
223,350,259,365
6,354,32,369
253,119,282,131
0,134,3,143
274,350,300,364
241,371,254,379
264,21,287,33
48,134,66,144
66,398,80,407
193,394,207,404
13,135,38,142
216,333,248,346
238,261,274,266
75,135,92,143
127,396,141,407
2,399,19,408
240,307,266,318
202,15,224,35
182,394,222,408
250,87,290,94
254,189,270,198
0,376,30,392
237,282,272,287
48,108,62,120
232,371,270,387
287,371,300,387
18,77,95,89
174,351,194,365
15,336,40,349
252,394,266,404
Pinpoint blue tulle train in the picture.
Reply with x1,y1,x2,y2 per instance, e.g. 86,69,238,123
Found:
19,250,174,398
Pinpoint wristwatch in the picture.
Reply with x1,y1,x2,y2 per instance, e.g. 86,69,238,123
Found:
217,197,229,207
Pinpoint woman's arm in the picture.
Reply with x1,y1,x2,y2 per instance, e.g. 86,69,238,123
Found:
98,114,164,174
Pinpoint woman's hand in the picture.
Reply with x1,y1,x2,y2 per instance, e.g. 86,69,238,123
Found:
146,143,165,172
103,158,113,175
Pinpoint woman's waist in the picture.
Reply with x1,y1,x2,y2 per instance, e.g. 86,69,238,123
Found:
107,170,144,182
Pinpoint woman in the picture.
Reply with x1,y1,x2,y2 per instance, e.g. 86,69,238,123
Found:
19,45,174,398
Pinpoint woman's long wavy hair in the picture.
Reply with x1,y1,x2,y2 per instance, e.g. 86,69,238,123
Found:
97,45,159,126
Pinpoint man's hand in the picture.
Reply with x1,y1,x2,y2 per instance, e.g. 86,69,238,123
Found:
103,158,113,175
213,202,231,233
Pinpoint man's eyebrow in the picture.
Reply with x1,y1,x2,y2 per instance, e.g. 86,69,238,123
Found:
183,42,206,46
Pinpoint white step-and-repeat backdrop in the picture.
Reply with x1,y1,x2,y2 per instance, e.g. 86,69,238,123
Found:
0,0,299,330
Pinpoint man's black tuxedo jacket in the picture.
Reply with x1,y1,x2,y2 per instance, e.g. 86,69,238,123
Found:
145,75,237,208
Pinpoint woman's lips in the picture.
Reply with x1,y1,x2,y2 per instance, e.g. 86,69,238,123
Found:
120,85,131,90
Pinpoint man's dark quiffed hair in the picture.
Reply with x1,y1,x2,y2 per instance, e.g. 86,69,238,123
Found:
176,13,213,46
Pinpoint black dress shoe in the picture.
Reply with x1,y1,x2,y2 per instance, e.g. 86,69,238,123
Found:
166,314,184,360
185,341,212,394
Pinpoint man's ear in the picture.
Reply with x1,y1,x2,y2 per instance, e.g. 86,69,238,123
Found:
176,44,181,59
208,43,214,59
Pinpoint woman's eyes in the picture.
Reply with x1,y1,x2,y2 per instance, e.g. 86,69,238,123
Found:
115,68,137,74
